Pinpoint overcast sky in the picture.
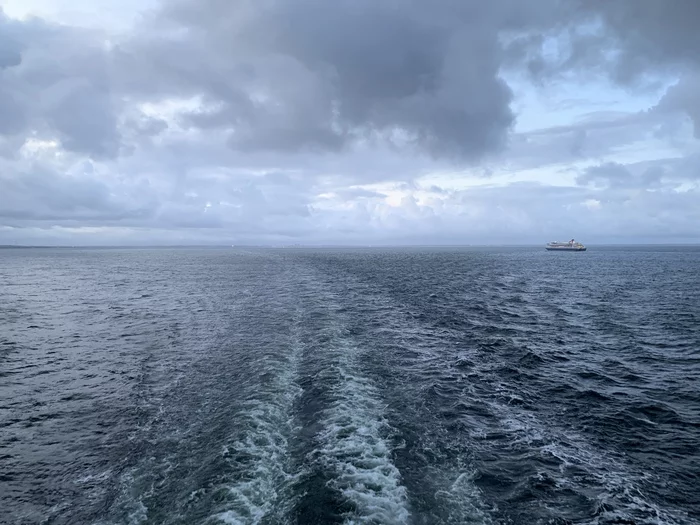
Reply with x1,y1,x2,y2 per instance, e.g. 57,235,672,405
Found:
1,0,699,245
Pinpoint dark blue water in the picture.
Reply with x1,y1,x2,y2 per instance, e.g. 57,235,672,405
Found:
1,246,699,524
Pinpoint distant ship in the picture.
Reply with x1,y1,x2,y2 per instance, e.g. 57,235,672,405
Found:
546,239,586,251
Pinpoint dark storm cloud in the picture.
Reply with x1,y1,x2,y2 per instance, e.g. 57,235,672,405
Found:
115,0,572,159
4,0,698,162
112,0,700,166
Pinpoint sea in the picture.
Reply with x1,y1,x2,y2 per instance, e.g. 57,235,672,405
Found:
1,246,699,525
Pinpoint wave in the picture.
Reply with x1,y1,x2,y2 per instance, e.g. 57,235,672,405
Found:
213,322,305,525
479,408,692,525
311,334,410,525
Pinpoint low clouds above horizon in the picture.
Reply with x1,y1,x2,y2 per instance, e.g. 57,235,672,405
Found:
1,0,699,245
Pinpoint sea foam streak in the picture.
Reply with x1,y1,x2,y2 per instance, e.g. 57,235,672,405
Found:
314,331,410,525
214,318,305,525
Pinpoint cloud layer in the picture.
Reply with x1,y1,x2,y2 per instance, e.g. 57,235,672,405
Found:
1,0,699,244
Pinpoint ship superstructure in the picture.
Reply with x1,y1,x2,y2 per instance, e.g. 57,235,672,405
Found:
546,239,586,251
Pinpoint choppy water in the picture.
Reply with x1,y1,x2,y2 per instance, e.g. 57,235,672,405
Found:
1,246,699,525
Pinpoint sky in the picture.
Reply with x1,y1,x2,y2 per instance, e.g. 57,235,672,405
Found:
0,0,699,245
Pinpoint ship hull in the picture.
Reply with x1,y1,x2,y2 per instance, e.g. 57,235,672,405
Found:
546,247,586,251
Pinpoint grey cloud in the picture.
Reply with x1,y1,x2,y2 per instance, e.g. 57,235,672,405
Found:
117,0,542,159
502,33,544,68
332,188,386,200
2,0,700,245
5,0,695,163
576,153,700,191
574,0,700,82
0,12,121,158
453,182,700,243
508,1,700,87
44,80,121,157
120,112,168,153
0,162,156,223
654,74,700,138
666,153,700,182
503,111,657,171
576,162,664,190
0,11,22,69
0,87,27,134
4,0,699,163
2,165,699,245
298,180,700,245
128,128,436,188
228,179,312,219
126,114,168,137
0,44,21,69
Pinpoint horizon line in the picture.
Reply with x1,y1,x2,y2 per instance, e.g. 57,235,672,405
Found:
2,242,700,249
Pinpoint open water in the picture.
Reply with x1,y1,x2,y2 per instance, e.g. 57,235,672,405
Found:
1,246,699,524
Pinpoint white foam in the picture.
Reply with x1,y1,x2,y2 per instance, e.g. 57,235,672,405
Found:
317,293,494,524
216,402,301,524
213,319,305,525
432,470,495,525
315,337,410,525
74,468,113,485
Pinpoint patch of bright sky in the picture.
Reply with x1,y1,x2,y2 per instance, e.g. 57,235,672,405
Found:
139,97,205,129
505,70,670,134
502,25,674,134
1,0,156,32
674,181,699,193
19,137,60,158
417,164,579,192
424,73,680,192
428,27,682,194
604,139,687,166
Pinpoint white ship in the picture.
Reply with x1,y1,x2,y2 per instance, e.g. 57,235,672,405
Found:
546,239,586,251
